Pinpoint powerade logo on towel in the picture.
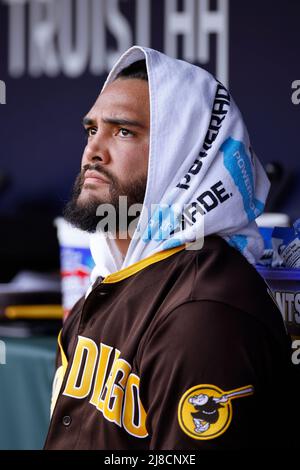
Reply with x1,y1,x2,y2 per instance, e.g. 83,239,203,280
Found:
221,137,264,222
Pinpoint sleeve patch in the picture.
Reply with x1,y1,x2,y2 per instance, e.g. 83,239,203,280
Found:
178,384,254,440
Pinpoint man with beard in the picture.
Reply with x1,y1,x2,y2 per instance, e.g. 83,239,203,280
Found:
44,47,299,450
63,60,149,255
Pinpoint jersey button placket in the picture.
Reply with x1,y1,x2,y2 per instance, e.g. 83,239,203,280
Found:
98,291,108,296
62,415,72,427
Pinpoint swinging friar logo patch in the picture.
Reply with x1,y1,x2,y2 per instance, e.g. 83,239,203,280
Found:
178,384,254,440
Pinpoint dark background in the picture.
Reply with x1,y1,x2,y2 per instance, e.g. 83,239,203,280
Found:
0,0,299,281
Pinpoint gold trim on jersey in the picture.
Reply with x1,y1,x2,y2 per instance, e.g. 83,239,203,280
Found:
58,329,68,371
50,330,68,417
102,244,186,284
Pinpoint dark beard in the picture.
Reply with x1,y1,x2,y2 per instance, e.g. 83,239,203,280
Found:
63,163,147,233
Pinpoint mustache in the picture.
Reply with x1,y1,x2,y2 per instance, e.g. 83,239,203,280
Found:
81,163,113,183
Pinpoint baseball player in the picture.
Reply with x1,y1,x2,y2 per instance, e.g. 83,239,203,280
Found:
44,47,299,449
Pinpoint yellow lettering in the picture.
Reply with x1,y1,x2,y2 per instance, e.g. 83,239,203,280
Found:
102,357,131,426
63,336,98,398
97,349,120,412
61,337,148,439
123,374,148,438
89,343,113,408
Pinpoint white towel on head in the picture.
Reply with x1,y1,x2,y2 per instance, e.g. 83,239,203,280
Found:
89,46,270,282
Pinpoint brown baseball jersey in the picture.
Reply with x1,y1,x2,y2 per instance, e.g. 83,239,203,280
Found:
44,235,299,450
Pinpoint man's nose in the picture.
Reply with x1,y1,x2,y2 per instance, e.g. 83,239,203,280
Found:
81,134,110,167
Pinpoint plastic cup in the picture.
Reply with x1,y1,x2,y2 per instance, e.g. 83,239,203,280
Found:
54,218,95,321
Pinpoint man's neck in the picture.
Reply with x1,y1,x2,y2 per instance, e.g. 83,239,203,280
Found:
114,233,131,258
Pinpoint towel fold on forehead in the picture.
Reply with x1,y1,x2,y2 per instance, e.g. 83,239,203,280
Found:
89,46,270,281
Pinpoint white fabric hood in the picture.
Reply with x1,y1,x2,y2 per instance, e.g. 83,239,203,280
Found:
89,46,270,281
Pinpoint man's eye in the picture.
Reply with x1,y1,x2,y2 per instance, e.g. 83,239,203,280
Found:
84,127,97,137
118,128,133,137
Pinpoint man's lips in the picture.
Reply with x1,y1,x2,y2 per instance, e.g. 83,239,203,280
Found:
83,170,110,185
